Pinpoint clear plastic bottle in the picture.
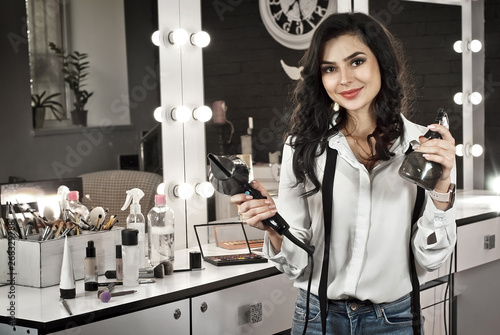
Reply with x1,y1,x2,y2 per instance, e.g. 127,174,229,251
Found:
121,229,139,287
121,188,148,267
67,190,90,222
147,194,175,266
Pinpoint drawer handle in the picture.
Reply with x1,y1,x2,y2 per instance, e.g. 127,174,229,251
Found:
200,302,208,313
173,308,182,320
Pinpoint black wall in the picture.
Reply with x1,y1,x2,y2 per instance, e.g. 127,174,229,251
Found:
484,0,500,189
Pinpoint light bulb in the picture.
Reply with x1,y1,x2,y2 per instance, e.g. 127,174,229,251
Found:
453,92,463,105
171,106,191,122
169,29,189,45
470,144,483,157
153,106,163,122
491,176,500,194
469,92,482,105
174,183,194,199
453,40,462,53
151,30,160,46
469,39,482,52
196,182,215,198
457,143,484,157
191,31,211,48
193,106,213,122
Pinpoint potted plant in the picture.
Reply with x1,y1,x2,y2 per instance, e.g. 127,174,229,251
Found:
31,91,64,129
49,42,93,126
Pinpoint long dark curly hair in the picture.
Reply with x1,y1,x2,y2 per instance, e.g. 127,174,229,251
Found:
285,12,414,197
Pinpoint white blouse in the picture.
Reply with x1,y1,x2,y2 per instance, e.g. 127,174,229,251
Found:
264,115,456,304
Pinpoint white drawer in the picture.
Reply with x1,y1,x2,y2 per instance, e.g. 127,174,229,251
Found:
456,217,500,272
191,274,297,335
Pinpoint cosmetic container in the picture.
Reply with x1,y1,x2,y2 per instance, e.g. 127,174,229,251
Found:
84,240,98,291
116,244,123,281
147,194,175,266
399,109,450,190
59,236,76,299
68,190,90,222
121,228,140,287
121,188,148,267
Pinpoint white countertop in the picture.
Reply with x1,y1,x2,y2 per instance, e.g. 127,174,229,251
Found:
455,189,500,222
0,248,278,332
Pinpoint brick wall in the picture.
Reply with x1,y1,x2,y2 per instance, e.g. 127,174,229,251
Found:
202,1,302,163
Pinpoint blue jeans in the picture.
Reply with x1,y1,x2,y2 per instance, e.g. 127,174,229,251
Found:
291,289,420,335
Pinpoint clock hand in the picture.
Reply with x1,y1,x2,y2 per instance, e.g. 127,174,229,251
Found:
296,0,304,20
285,0,304,20
285,0,299,14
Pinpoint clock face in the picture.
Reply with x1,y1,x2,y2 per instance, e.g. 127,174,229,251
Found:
259,0,336,50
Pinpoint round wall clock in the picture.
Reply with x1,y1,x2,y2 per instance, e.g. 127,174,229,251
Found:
259,0,336,50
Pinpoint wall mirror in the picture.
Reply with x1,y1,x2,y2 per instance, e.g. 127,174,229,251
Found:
27,0,131,129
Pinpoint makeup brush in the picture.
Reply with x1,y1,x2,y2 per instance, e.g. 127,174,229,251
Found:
97,282,136,302
8,202,22,236
15,201,35,236
54,219,65,239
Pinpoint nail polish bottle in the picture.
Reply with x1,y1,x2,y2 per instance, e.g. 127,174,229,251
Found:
84,240,98,291
399,108,449,190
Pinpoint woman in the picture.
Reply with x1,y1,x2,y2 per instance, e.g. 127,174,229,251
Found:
232,12,456,335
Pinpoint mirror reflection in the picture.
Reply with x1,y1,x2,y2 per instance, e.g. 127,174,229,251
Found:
0,0,160,184
27,0,131,128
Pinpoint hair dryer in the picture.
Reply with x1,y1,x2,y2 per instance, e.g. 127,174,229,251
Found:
207,153,314,254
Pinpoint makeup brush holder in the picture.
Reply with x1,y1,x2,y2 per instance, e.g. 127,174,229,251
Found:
0,229,121,288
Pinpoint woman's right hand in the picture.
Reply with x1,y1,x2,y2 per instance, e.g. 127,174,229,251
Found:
230,180,277,232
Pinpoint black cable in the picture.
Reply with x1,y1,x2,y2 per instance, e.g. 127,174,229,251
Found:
443,251,454,335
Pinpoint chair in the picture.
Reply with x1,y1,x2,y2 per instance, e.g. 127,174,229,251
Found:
78,170,163,228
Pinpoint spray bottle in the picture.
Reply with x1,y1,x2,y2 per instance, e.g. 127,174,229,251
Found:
121,188,148,267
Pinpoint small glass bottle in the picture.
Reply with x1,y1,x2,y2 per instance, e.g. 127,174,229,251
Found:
116,245,123,281
67,190,90,222
121,229,139,287
147,194,175,266
84,240,98,291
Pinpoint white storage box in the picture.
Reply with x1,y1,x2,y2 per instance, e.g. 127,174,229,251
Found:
0,229,121,288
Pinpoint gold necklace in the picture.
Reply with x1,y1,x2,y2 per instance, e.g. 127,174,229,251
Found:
345,133,373,158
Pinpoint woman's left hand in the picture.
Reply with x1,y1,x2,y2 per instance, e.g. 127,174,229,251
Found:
417,123,455,192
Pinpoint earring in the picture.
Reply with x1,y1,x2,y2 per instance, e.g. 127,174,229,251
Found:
331,102,340,112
